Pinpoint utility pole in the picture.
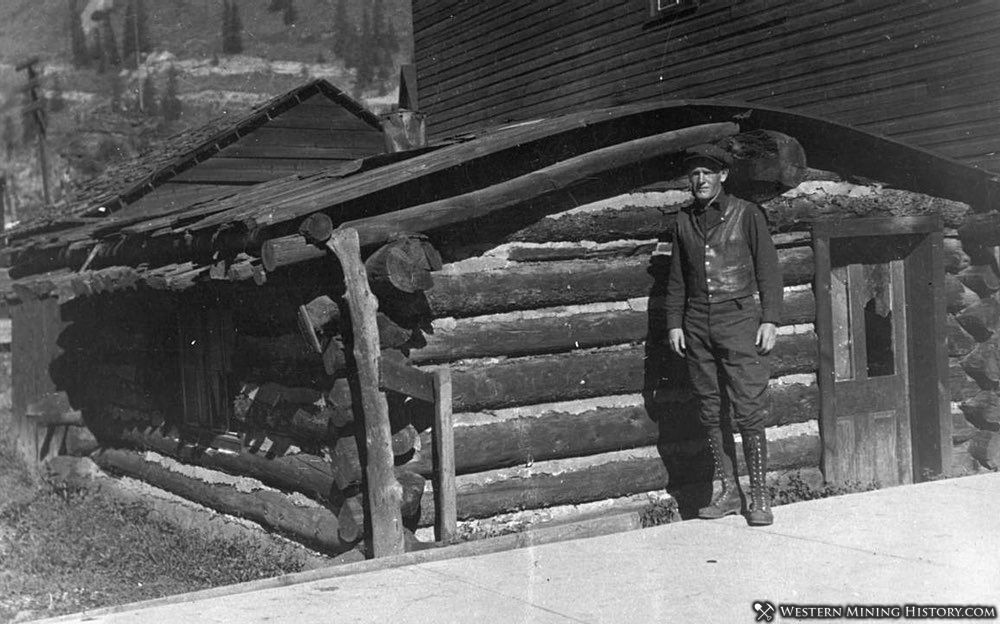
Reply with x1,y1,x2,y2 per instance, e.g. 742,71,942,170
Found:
15,57,51,207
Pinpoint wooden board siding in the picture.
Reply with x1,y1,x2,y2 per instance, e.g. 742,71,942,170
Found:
413,0,1000,172
171,94,386,186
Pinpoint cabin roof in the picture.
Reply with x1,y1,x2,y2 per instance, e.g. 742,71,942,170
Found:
5,99,999,302
7,79,384,241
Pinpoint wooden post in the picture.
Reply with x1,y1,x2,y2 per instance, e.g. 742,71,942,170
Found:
15,57,50,206
432,367,456,543
9,296,67,464
326,227,405,558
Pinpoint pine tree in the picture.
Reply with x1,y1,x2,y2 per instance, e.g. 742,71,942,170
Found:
21,94,37,145
109,72,124,111
122,0,137,66
229,1,244,54
97,11,121,68
220,0,232,53
122,0,151,68
221,0,244,54
283,1,297,26
354,8,375,93
49,76,67,113
3,116,16,158
141,73,157,115
161,65,183,122
68,0,90,68
90,30,106,74
372,0,392,85
331,0,351,61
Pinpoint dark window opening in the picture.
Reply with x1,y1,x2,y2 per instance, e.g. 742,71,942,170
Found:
862,262,895,378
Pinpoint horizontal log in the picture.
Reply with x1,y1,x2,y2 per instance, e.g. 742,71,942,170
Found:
958,264,1000,298
960,337,1000,390
945,273,981,313
761,185,970,232
260,123,740,270
411,289,814,364
949,359,983,403
943,238,971,274
92,447,357,555
446,334,816,412
418,429,820,524
959,390,1000,432
497,184,968,245
958,211,1000,249
956,298,1000,343
407,381,818,476
234,382,343,445
365,238,434,295
968,431,1000,470
99,425,356,498
26,391,84,426
379,351,435,403
424,247,813,318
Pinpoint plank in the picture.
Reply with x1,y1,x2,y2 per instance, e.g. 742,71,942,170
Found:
431,368,456,543
238,126,388,150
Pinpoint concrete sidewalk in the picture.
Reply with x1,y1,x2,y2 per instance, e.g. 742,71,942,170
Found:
45,473,1000,623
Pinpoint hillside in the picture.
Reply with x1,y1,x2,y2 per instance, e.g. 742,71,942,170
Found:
0,0,412,226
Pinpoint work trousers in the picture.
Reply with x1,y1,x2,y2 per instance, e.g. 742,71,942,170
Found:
683,296,770,435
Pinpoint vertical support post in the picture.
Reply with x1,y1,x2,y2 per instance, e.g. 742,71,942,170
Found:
9,296,66,465
432,367,456,543
326,227,405,558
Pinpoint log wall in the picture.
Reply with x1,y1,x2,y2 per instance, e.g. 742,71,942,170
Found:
413,0,1000,172
33,174,992,547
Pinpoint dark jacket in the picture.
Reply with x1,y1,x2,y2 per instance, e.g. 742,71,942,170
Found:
665,192,782,329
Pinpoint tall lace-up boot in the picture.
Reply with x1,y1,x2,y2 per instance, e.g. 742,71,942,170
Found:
697,428,742,519
743,430,773,526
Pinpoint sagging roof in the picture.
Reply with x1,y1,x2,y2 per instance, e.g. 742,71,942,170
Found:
5,99,999,302
7,79,386,242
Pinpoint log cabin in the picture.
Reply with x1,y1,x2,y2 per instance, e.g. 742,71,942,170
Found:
3,83,999,557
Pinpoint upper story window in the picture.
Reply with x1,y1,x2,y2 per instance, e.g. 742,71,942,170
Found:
649,0,696,19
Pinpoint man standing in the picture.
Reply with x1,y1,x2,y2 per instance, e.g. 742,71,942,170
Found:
665,144,782,526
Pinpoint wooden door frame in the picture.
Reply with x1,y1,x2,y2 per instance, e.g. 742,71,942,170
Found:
812,216,951,484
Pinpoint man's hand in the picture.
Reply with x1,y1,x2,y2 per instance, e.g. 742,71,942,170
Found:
756,322,777,355
668,328,686,357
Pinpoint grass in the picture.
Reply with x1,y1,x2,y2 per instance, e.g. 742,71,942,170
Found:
0,435,308,623
768,471,880,506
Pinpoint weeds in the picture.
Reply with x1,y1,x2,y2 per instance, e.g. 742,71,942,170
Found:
769,471,879,506
0,437,306,623
639,497,681,528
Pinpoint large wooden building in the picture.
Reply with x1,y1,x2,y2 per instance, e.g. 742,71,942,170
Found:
412,0,1000,172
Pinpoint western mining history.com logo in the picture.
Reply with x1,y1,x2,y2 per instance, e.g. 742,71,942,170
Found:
752,601,997,621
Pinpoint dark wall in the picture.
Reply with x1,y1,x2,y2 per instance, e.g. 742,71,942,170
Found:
413,0,1000,172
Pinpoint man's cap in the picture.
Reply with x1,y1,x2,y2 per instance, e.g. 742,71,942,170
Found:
683,144,733,170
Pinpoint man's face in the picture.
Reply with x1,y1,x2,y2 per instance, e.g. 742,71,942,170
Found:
688,166,728,202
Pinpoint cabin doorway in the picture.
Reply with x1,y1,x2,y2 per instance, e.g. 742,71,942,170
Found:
813,217,951,486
